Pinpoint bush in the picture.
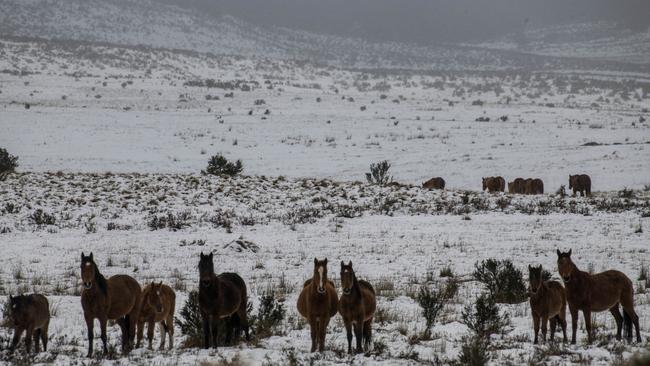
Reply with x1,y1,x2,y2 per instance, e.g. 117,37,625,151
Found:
365,160,392,185
205,154,243,176
416,280,455,335
0,148,18,180
29,209,56,226
148,211,191,231
453,336,489,366
175,290,202,347
473,259,527,304
252,290,286,339
461,293,509,339
556,185,567,198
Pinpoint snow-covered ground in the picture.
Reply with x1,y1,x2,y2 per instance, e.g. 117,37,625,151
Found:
1,35,650,365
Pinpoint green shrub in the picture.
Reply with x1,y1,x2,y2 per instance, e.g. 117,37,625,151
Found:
205,154,243,176
473,259,527,304
0,148,18,180
461,293,509,339
365,160,392,185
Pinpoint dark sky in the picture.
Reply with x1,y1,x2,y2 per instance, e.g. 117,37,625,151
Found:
161,0,650,43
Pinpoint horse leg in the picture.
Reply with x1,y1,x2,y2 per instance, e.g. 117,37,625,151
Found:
9,326,24,353
147,320,155,350
117,317,127,352
24,324,34,354
158,322,166,350
532,313,540,344
549,317,557,342
224,316,234,345
99,316,109,354
540,315,549,343
201,313,211,349
42,320,49,352
583,310,592,344
136,318,144,348
33,329,41,353
621,304,642,343
211,318,220,348
237,305,250,342
363,319,372,352
344,320,353,354
319,317,330,353
128,313,138,350
84,314,94,357
166,314,175,349
569,305,578,344
354,321,363,354
309,318,318,352
609,304,623,341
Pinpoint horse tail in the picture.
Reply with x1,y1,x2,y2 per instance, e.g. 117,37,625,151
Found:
623,310,633,339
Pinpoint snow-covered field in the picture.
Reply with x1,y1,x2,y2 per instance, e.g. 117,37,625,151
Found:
1,35,650,365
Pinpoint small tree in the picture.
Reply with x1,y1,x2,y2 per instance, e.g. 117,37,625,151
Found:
252,290,286,338
461,293,509,339
454,336,489,366
175,290,203,347
205,154,243,176
0,148,18,180
365,160,392,185
473,259,527,304
416,280,456,336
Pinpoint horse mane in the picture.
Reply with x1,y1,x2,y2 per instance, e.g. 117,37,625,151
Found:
93,262,108,296
351,270,361,295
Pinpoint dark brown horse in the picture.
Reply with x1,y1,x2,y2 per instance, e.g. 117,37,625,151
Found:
8,294,50,353
557,249,641,344
338,261,376,354
528,265,567,344
198,252,250,349
508,178,525,194
136,282,176,350
422,177,445,190
524,178,544,195
81,252,142,357
483,176,505,192
569,174,591,197
297,258,339,352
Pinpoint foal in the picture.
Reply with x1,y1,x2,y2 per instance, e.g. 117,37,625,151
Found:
528,265,567,343
297,258,339,352
137,282,176,350
557,249,641,344
198,252,250,348
80,252,142,357
338,261,376,354
8,294,50,353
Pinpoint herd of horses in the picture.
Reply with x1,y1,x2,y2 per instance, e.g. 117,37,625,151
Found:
5,247,642,357
423,174,592,197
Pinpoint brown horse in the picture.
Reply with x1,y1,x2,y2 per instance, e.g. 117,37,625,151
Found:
198,252,250,349
81,252,142,357
569,174,591,197
508,178,525,194
528,265,567,344
8,294,50,353
482,177,504,193
557,249,641,344
422,177,445,190
338,261,376,354
136,282,176,350
525,178,544,195
297,258,339,352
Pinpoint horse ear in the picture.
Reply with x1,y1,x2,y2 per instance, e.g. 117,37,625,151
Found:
200,251,203,257
340,260,344,267
556,249,561,257
567,249,572,257
159,281,163,287
81,252,85,260
348,261,352,267
314,257,318,264
528,264,532,270
324,258,328,264
9,295,12,301
209,252,213,259
89,252,93,260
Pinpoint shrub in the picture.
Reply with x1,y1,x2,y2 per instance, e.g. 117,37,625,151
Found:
461,293,509,339
252,290,286,339
29,209,56,226
205,154,243,176
453,336,489,366
556,185,567,198
416,280,456,335
148,211,191,231
619,188,635,199
0,148,18,180
175,290,202,347
473,259,527,304
365,160,392,185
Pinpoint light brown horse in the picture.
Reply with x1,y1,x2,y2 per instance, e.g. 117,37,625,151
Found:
297,258,339,352
338,261,376,354
528,265,567,344
81,252,142,357
557,249,641,344
8,294,50,353
198,252,250,349
137,282,176,350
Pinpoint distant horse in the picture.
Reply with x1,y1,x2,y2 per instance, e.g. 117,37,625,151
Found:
198,252,250,349
569,174,591,197
297,258,339,352
557,249,641,344
528,265,567,343
525,178,544,195
338,261,376,354
136,282,176,350
422,177,445,190
80,252,142,357
8,294,50,353
508,178,525,194
482,176,504,192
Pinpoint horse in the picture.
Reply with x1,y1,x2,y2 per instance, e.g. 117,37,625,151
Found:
525,178,544,195
80,252,142,357
528,265,567,344
7,294,50,353
482,177,503,193
557,249,641,344
297,258,339,352
136,282,176,350
422,177,445,190
569,174,591,197
338,261,376,354
198,252,250,348
508,178,525,194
